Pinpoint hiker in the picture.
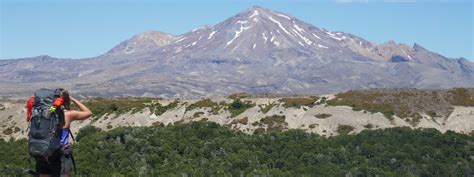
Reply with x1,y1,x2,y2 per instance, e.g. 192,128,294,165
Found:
26,88,92,177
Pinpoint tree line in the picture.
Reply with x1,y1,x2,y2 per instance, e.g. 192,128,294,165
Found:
1,121,472,176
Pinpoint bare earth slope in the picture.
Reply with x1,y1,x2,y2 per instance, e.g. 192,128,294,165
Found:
1,88,473,140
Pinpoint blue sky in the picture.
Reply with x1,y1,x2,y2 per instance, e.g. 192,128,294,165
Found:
1,0,473,60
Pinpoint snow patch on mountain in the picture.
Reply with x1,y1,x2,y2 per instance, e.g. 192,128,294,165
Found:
208,31,217,39
291,28,313,45
318,44,329,49
175,37,187,43
249,10,260,18
276,13,291,20
226,25,252,47
268,16,291,36
312,33,321,39
262,32,268,43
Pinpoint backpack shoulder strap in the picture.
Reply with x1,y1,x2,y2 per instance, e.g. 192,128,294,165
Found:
71,153,77,174
69,128,75,142
67,128,77,173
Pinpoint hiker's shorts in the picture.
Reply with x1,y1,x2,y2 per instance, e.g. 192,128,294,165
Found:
35,147,73,176
60,146,73,175
60,154,73,175
36,157,61,176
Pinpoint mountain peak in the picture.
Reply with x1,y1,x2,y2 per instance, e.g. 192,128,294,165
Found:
413,43,427,51
107,30,176,55
164,6,355,59
245,6,270,13
248,5,264,11
239,6,293,21
139,30,173,38
215,6,318,50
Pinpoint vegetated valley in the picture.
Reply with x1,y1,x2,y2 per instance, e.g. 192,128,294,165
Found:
0,88,473,176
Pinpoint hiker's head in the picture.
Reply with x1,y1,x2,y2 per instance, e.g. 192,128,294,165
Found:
58,88,71,110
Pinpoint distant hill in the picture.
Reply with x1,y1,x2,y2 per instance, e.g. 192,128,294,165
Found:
0,6,473,99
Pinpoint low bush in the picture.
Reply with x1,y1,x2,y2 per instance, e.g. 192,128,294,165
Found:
314,113,332,119
226,99,255,117
337,124,355,135
279,96,319,108
258,103,276,114
259,115,288,133
186,99,222,114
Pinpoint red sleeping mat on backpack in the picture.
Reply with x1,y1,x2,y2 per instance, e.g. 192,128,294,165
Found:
26,96,34,122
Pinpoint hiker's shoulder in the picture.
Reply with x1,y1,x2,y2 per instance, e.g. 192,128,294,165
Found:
65,109,93,120
64,110,79,118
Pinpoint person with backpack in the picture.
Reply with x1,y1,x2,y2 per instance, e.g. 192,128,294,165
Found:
26,88,92,177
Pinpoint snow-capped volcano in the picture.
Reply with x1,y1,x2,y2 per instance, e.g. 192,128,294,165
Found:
158,6,366,61
104,6,451,65
191,6,325,52
0,6,473,99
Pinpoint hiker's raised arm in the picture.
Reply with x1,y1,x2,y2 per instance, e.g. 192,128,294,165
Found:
70,97,93,120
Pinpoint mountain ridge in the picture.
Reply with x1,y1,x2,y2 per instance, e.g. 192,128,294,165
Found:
0,6,473,99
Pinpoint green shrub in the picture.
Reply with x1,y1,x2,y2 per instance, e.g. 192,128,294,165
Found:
251,121,259,126
253,127,265,134
279,97,319,108
316,97,327,105
13,127,20,133
337,124,355,135
259,115,287,133
226,99,255,117
232,117,248,125
228,93,250,99
427,111,437,117
364,124,374,129
193,112,204,118
408,114,423,126
314,113,332,119
76,125,102,142
151,100,179,116
258,103,275,114
186,99,222,114
152,121,163,126
78,97,157,119
3,127,12,135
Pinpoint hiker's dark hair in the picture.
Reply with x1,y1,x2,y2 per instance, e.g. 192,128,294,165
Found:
58,88,71,110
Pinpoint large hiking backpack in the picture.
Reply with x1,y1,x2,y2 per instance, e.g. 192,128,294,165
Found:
28,88,65,161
